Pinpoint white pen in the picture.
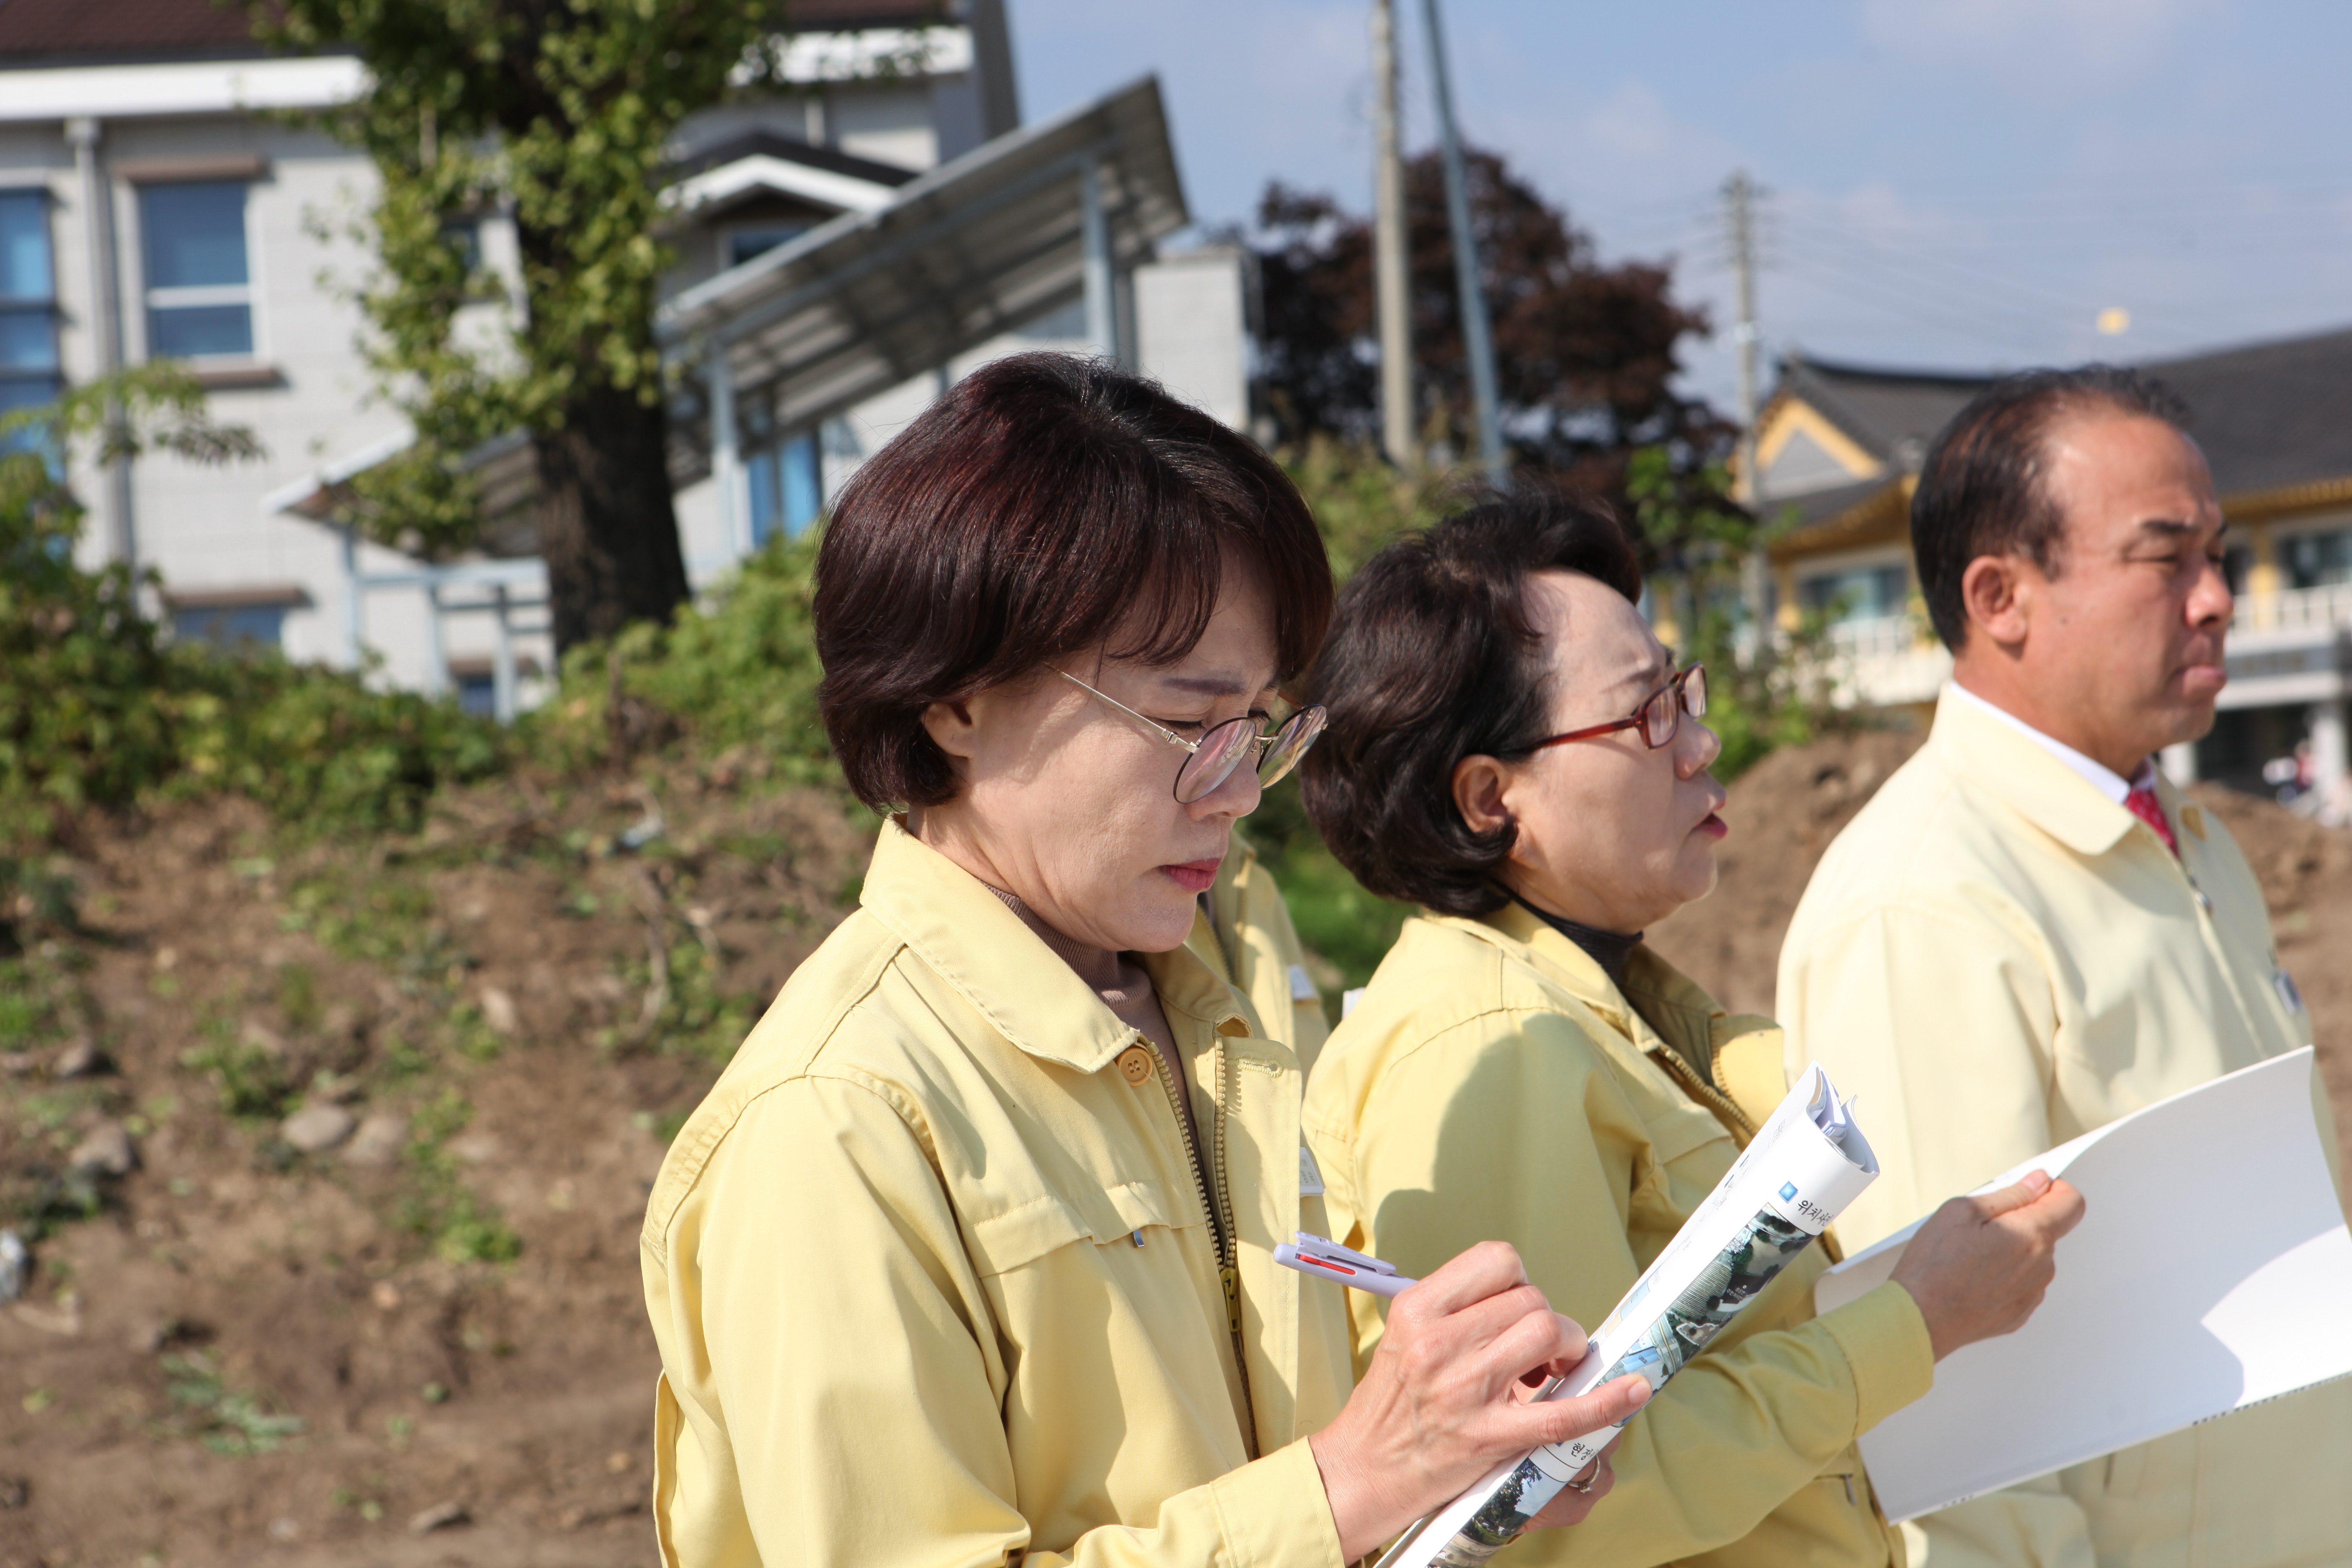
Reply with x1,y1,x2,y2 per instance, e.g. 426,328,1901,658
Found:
1273,1231,1418,1298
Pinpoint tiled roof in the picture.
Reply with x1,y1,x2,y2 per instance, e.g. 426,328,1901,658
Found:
1776,324,2352,501
2143,326,2352,498
0,0,266,64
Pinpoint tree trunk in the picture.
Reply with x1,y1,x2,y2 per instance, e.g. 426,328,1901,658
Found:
535,381,692,652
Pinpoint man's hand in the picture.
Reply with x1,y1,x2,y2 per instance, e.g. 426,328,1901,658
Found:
1310,1241,1651,1562
1890,1170,2087,1361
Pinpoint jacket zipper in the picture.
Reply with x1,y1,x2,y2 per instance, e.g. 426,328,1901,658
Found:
1149,1037,1257,1449
1649,1037,1758,1145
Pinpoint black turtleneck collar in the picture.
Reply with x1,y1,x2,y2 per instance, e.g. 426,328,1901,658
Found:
1509,894,1643,991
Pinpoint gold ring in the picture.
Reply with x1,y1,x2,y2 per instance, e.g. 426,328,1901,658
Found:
1566,1462,1601,1495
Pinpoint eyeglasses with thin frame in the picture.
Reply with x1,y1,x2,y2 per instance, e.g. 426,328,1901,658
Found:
1050,667,1330,804
1529,664,1708,753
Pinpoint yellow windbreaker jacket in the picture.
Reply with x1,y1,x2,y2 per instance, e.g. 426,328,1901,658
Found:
1187,836,1332,1074
1777,688,2352,1568
641,820,1357,1568
1302,905,1936,1568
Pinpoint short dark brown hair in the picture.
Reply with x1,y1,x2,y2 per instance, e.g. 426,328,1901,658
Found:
1299,491,1643,917
814,352,1334,810
1912,365,2190,650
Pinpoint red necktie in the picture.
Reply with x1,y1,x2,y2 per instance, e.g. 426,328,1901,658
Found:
2125,782,2179,859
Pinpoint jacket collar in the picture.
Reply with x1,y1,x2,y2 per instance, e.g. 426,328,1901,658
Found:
1463,902,1726,1075
857,818,1248,1074
1928,685,2143,857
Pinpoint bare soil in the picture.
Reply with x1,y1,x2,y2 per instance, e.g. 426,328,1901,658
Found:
0,763,868,1568
1649,729,2352,1197
2,731,2344,1568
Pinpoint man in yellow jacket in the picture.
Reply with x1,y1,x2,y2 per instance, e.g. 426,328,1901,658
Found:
1779,366,2352,1568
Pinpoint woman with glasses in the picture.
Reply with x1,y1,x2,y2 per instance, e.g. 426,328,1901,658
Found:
1297,494,2083,1568
639,357,1651,1568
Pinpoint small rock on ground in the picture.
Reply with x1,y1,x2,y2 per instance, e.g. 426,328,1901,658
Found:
410,1501,471,1534
70,1119,137,1176
280,1103,357,1154
342,1111,409,1168
479,985,520,1036
52,1037,107,1079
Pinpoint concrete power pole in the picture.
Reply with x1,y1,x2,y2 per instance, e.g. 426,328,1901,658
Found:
1418,0,1507,483
1726,170,1771,647
1372,0,1415,468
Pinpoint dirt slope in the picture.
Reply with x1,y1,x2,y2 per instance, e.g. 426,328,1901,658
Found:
1649,730,2352,1193
3,733,2345,1568
1,769,867,1568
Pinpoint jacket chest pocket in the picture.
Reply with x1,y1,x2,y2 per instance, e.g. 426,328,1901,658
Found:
961,1179,1196,1280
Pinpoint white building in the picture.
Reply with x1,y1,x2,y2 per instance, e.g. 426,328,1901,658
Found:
0,0,1253,715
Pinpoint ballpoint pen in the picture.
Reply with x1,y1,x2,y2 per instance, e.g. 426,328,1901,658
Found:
1273,1231,1418,1297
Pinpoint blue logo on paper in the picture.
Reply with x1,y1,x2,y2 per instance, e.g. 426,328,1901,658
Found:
1778,1182,1798,1202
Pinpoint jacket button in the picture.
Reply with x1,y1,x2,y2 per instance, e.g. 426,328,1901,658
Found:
1116,1045,1155,1086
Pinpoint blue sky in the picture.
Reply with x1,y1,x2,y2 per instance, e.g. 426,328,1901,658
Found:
1007,0,2352,414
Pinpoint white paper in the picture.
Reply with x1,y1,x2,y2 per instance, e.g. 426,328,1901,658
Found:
1815,1047,2352,1522
1380,1063,1879,1568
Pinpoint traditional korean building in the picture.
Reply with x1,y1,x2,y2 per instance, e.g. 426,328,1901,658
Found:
1741,328,2352,814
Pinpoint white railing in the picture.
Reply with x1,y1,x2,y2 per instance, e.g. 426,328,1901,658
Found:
2243,581,2352,633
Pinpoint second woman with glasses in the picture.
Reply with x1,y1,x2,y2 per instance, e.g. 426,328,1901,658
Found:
1297,494,2085,1568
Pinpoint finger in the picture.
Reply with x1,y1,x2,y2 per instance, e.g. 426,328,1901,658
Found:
1971,1171,2054,1218
1468,1294,1590,1390
1497,1372,1651,1450
2022,1178,2087,1238
1404,1239,1534,1319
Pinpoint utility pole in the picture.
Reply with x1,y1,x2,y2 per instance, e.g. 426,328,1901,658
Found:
1372,0,1415,468
1418,0,1506,483
1726,169,1770,647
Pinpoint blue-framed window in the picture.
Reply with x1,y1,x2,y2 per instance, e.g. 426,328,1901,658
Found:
140,181,254,359
0,189,61,446
172,601,288,650
1798,562,1910,624
728,224,810,269
2282,528,2352,592
746,431,823,545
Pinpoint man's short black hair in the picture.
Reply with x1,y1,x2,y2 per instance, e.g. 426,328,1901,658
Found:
1299,490,1643,917
1911,365,2191,650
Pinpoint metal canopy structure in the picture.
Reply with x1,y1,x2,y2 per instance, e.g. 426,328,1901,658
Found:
659,72,1186,433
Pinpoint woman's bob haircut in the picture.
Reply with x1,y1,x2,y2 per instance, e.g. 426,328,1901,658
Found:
1300,490,1643,917
814,352,1334,811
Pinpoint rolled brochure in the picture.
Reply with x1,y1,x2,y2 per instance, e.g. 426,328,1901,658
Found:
1377,1063,1881,1568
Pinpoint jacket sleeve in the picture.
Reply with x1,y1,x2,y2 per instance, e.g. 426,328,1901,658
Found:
1313,1010,1933,1568
670,1075,1345,1568
1778,905,2095,1568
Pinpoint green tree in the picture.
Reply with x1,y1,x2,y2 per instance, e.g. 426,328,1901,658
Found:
257,0,800,650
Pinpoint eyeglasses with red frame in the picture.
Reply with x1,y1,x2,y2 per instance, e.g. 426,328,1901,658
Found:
1528,664,1708,753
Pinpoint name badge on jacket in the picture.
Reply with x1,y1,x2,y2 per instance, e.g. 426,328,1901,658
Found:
1298,1145,1325,1196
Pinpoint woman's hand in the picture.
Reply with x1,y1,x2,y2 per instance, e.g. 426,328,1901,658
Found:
1520,1436,1623,1530
1309,1241,1651,1562
1889,1170,2087,1361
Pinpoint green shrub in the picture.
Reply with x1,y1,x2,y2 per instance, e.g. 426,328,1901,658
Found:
523,530,834,785
0,370,505,846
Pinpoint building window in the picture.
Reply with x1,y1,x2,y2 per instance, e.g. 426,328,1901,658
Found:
747,431,823,545
727,224,810,268
172,601,289,649
1798,562,1911,624
0,188,61,436
140,181,254,359
2282,528,2352,591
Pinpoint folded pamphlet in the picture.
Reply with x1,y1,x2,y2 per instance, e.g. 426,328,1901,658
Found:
1377,1063,1880,1568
